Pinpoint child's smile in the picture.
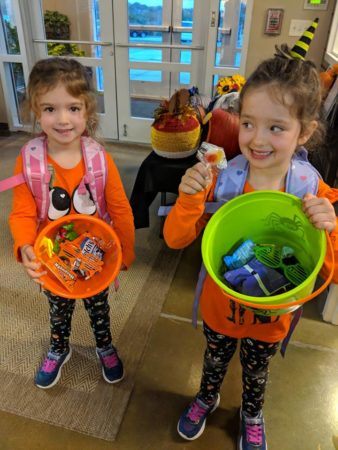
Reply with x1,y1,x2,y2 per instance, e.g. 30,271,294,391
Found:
239,86,306,174
38,83,87,151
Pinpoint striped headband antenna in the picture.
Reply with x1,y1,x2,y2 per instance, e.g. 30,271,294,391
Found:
275,17,319,60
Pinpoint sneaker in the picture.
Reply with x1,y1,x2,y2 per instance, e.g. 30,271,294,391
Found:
96,346,124,384
35,347,72,389
177,393,220,440
238,408,267,450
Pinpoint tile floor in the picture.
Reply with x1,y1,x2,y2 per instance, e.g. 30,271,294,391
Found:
0,141,337,450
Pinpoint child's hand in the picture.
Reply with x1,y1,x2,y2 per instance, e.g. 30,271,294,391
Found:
20,244,47,284
302,193,337,234
179,162,212,195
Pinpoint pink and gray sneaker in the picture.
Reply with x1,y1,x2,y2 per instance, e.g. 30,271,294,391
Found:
238,408,267,450
96,346,124,384
35,347,72,389
177,393,220,440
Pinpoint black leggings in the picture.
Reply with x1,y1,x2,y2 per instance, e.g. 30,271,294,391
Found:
199,322,279,417
45,288,112,355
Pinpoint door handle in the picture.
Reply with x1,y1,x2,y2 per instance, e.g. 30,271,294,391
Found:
33,39,113,46
115,43,204,50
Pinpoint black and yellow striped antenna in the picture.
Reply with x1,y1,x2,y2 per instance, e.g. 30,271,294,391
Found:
289,18,319,60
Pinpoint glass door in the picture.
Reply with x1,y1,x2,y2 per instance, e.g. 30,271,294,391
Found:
0,0,118,139
203,0,253,94
0,0,30,130
0,0,253,143
114,0,208,143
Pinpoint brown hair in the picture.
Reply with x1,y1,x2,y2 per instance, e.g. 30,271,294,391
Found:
24,57,99,139
239,56,326,149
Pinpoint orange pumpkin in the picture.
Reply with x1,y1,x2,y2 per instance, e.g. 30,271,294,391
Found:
320,64,338,92
204,109,241,160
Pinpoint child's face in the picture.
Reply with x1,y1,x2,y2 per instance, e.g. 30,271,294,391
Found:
37,83,87,149
239,87,309,173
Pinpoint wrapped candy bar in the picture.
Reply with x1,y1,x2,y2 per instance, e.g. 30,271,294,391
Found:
197,142,227,169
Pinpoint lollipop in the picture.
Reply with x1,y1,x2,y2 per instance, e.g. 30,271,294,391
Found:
197,142,227,169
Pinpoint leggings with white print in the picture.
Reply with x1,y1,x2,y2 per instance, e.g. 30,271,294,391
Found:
44,287,112,355
198,321,279,417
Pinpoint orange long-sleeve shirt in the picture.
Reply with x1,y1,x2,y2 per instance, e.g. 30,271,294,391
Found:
164,178,338,343
9,145,135,269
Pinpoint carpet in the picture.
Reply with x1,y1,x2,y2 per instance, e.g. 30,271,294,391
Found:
0,133,181,440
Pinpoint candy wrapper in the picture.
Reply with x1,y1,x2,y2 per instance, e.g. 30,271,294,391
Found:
197,142,227,170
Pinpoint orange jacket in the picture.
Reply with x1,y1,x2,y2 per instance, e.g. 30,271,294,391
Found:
9,150,135,268
164,179,338,343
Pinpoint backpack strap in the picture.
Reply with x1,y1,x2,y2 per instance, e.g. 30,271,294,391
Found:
0,173,25,191
280,306,303,357
79,136,110,223
21,136,51,222
285,147,321,197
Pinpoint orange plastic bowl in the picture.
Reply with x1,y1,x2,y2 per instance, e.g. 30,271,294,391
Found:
34,214,122,299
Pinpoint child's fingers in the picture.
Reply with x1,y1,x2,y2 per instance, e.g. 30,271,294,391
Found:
302,194,336,233
22,259,41,271
27,267,47,280
303,197,335,217
307,213,334,227
33,277,45,286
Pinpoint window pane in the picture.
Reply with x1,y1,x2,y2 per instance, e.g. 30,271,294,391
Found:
0,0,20,54
180,50,191,64
41,1,101,58
180,72,190,85
130,98,161,118
215,0,246,68
128,0,163,43
5,62,25,123
130,69,162,82
129,48,162,63
181,0,194,22
84,66,105,112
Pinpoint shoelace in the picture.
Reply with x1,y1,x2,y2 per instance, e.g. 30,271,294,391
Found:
187,401,208,423
246,421,263,445
42,357,59,373
102,352,119,368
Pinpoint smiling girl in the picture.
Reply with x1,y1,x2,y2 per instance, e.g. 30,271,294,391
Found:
163,54,338,449
9,58,135,389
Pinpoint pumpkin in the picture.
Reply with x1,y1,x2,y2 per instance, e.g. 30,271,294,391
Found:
320,64,338,92
204,109,241,161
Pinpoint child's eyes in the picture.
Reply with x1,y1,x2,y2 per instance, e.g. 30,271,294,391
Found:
241,122,253,129
271,125,283,132
42,106,82,112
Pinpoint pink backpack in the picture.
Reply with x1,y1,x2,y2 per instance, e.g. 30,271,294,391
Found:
0,135,110,223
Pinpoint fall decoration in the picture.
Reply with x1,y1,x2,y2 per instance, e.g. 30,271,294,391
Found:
151,89,201,158
216,74,246,96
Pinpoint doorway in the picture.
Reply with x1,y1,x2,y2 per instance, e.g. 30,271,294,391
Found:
0,0,252,143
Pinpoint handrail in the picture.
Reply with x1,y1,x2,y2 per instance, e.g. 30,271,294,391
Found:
115,43,204,50
33,39,112,46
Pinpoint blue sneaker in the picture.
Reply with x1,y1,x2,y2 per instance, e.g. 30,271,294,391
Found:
35,347,72,389
238,409,267,450
96,346,124,384
177,393,220,440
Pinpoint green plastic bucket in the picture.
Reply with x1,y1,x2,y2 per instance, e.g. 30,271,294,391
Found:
202,191,327,315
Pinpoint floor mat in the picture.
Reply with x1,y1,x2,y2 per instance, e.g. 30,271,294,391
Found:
0,133,181,440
